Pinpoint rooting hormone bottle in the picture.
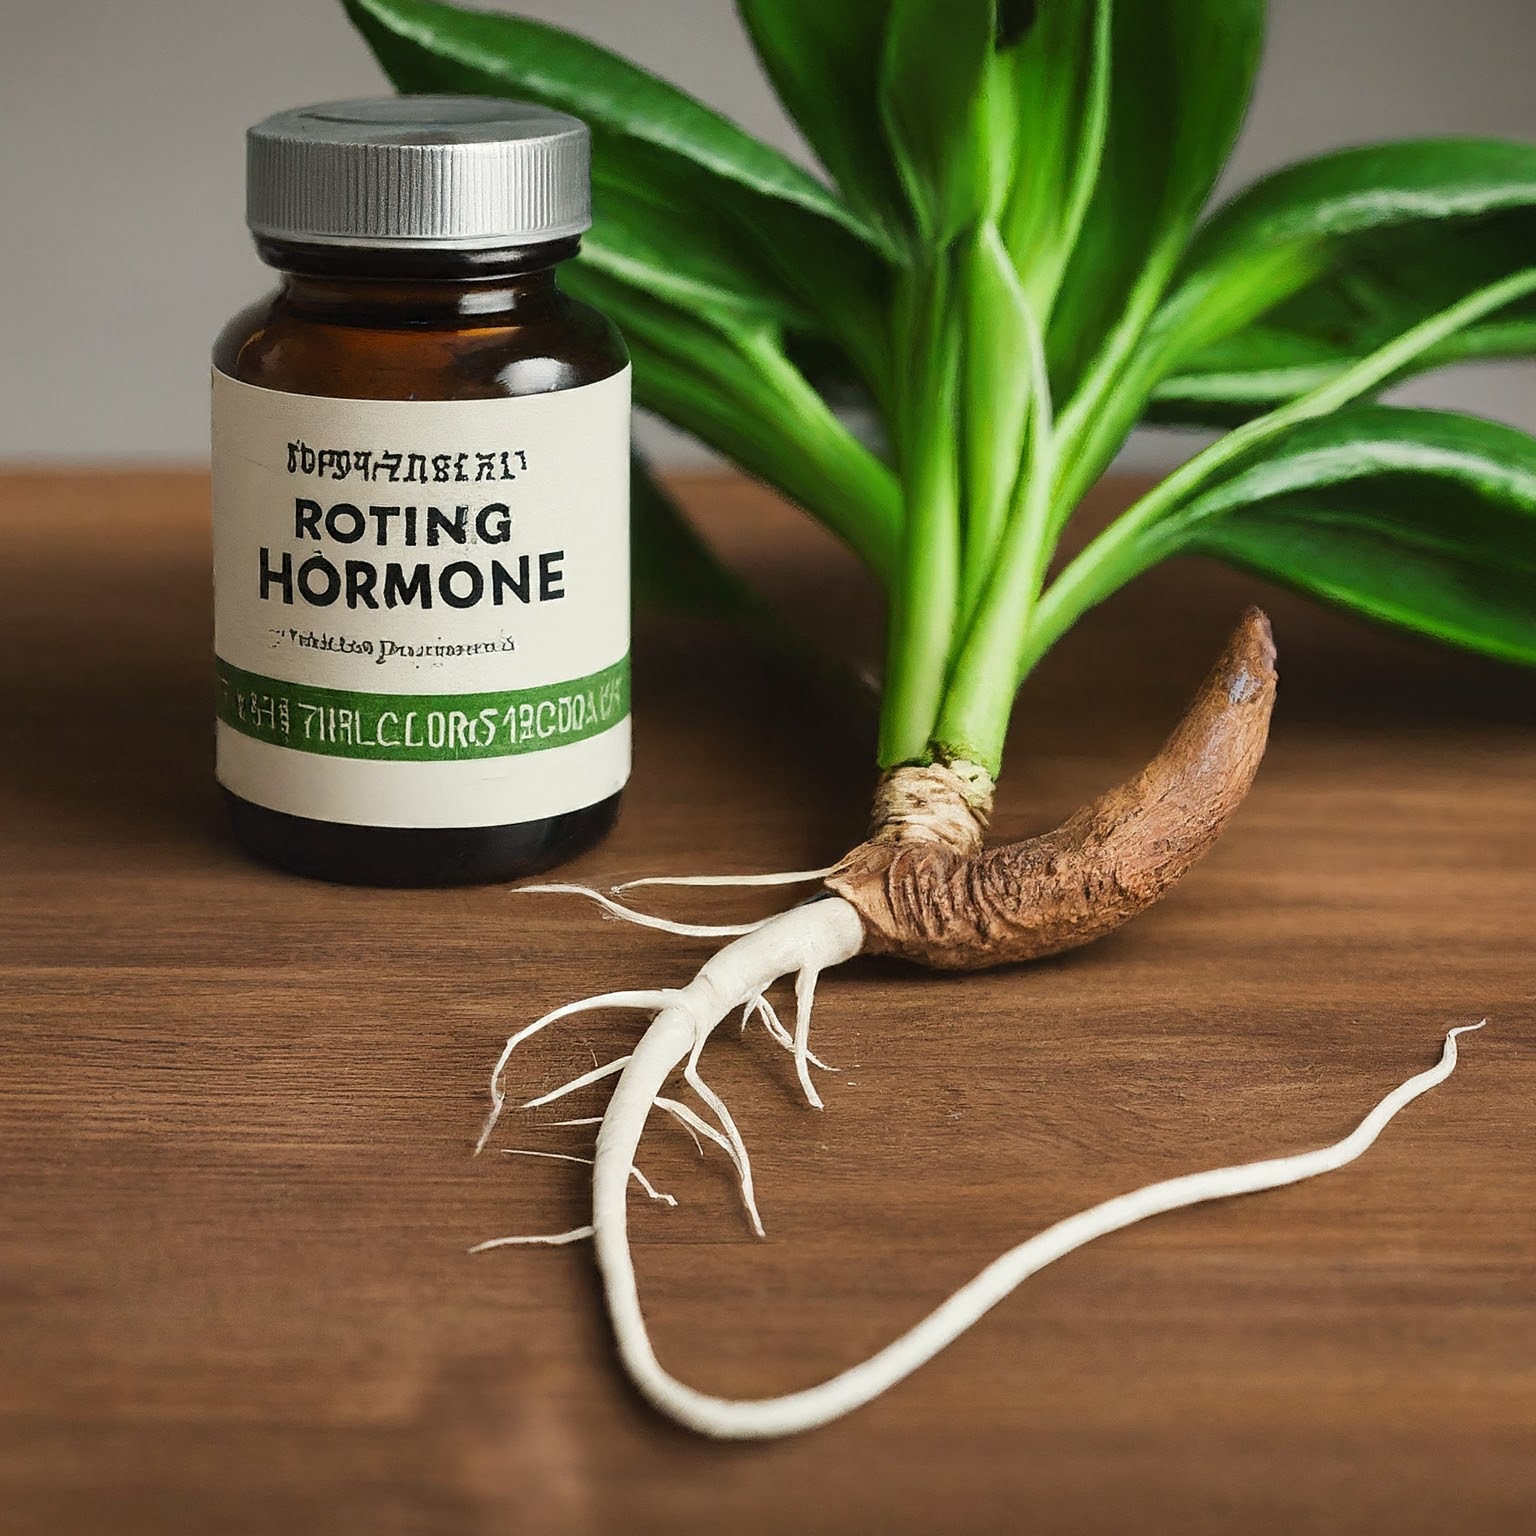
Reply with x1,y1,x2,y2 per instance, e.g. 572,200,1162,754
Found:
212,98,630,885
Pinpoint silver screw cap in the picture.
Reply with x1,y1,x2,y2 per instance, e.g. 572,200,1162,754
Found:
246,96,591,250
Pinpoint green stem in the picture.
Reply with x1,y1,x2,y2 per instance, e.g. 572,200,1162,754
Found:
1050,241,1331,520
877,260,963,767
958,225,1035,623
1054,0,1113,298
1011,0,1113,323
1020,266,1536,678
1048,235,1187,517
932,295,1056,773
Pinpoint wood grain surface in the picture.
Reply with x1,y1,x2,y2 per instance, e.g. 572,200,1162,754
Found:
1,469,1533,1536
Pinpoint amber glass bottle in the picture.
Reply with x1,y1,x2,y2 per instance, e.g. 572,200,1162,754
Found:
212,98,630,886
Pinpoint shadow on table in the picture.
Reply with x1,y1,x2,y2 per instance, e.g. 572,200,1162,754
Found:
0,535,227,854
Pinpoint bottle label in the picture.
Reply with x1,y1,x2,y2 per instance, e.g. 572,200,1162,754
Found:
211,367,631,828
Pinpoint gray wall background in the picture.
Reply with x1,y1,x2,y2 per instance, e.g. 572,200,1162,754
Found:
3,0,1535,467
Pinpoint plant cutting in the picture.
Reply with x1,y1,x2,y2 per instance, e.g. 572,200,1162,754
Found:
343,0,1534,1437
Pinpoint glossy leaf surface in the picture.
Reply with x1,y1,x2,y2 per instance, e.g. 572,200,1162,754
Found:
344,0,889,376
1176,408,1536,663
1150,140,1536,421
996,0,1109,315
1048,0,1265,397
736,0,905,249
878,0,997,248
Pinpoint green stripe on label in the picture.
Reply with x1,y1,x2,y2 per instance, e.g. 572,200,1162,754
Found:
216,655,629,762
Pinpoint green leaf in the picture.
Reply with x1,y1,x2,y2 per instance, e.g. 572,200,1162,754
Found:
997,0,1110,316
563,264,902,583
878,0,997,248
959,222,1037,613
1149,139,1536,422
342,0,891,385
736,0,907,249
1189,138,1536,280
1031,267,1536,677
586,157,808,333
1176,407,1536,665
1048,0,1265,400
344,0,859,228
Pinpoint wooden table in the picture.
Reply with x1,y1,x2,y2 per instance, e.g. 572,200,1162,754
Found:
2,469,1533,1535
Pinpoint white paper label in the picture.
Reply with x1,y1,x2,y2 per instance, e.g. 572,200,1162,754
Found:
211,368,631,828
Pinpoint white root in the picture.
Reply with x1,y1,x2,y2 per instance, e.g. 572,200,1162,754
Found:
478,989,675,1153
588,898,865,1408
469,1226,594,1253
741,995,780,1041
489,901,860,1254
614,867,837,893
654,1096,710,1156
628,1167,678,1207
521,1055,633,1110
594,977,1484,1439
743,994,836,1076
516,882,770,939
480,880,1484,1441
501,1148,675,1207
654,1096,769,1235
792,968,826,1110
506,1102,760,1227
684,1052,766,1239
499,1103,757,1226
501,1149,594,1166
